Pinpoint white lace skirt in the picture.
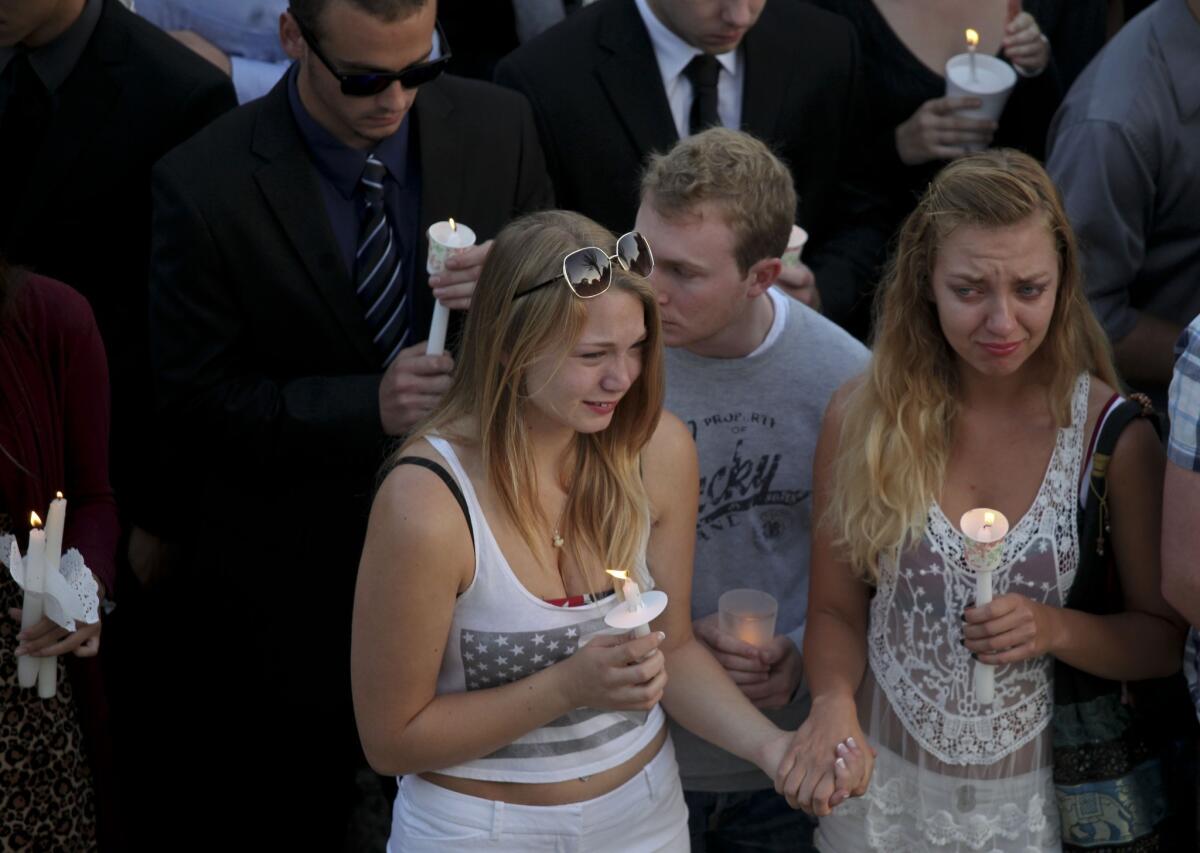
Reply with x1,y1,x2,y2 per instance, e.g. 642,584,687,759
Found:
815,672,1061,853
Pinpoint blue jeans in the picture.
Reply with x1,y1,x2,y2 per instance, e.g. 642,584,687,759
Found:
685,788,817,852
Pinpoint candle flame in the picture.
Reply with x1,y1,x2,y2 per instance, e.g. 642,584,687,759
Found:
965,28,979,48
606,569,628,581
983,511,995,526
30,512,42,528
449,217,457,231
55,491,63,499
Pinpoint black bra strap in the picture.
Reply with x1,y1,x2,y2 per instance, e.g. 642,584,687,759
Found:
395,456,474,547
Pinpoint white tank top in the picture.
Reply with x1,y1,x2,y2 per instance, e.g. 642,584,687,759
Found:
423,436,665,783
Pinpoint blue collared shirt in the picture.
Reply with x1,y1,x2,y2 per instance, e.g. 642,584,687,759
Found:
286,65,421,297
135,0,289,103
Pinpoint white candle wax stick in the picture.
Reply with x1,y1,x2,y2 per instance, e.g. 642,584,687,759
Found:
425,300,450,356
17,525,47,689
38,493,66,699
974,569,995,703
622,576,644,610
960,508,1007,706
44,493,65,574
37,655,57,699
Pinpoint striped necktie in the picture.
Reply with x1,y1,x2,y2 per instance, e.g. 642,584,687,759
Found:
355,155,408,366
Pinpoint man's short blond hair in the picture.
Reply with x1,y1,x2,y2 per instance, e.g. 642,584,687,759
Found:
640,128,796,275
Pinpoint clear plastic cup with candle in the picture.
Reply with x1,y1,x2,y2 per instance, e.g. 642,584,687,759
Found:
718,588,778,648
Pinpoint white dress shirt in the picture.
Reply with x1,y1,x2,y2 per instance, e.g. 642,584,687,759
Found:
633,0,743,139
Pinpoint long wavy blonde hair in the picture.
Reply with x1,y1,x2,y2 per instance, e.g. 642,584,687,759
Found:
829,150,1118,583
400,210,665,588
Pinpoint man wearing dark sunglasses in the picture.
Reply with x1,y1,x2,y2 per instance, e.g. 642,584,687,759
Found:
145,0,552,847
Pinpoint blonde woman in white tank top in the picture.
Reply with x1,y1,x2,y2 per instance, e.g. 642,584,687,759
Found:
352,211,858,852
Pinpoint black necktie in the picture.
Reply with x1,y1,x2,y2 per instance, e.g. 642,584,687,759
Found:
355,155,408,366
0,54,52,235
682,54,721,136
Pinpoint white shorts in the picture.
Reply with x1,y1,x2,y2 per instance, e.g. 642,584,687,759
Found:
388,736,690,852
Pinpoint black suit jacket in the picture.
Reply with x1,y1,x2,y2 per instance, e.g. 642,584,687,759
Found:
149,73,553,561
0,0,236,531
496,0,889,335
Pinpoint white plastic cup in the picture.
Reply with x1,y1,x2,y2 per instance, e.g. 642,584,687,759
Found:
718,589,778,647
944,54,1017,149
425,220,476,355
426,220,476,276
781,225,809,269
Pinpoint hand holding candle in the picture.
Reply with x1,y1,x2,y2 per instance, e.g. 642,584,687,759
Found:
961,508,1009,704
425,218,477,356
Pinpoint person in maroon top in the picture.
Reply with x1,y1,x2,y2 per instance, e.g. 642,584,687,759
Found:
0,257,119,850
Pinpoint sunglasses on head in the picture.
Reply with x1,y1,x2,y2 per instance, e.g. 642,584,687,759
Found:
515,232,655,300
291,11,452,97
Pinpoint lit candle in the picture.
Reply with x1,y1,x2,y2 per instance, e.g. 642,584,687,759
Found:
965,28,979,81
425,218,477,356
960,508,1010,705
606,569,643,609
606,569,651,639
38,492,66,699
17,513,46,689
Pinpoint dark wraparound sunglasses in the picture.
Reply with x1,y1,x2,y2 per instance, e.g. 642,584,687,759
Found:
515,232,655,300
291,11,452,96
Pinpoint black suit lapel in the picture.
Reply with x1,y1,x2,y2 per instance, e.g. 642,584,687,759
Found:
595,3,677,158
251,82,379,366
18,3,124,231
740,5,791,142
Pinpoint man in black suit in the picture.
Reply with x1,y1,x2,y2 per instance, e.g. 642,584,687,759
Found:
0,0,234,536
146,0,552,845
496,0,888,337
0,1,235,847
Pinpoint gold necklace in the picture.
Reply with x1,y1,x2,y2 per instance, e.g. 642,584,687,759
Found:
552,496,567,548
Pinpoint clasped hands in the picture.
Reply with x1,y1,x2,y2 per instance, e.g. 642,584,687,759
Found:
694,613,873,814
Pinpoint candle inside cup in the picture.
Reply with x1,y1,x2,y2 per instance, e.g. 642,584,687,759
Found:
718,588,778,648
944,52,1017,145
425,218,477,356
961,508,1010,704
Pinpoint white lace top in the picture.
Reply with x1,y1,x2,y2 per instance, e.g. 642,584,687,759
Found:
816,374,1090,853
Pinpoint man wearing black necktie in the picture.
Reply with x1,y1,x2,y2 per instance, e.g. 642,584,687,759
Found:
497,0,890,338
146,0,552,845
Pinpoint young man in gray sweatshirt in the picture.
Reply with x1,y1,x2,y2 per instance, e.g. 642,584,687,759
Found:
635,128,870,851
